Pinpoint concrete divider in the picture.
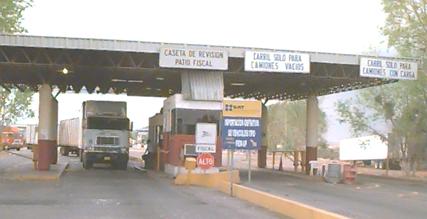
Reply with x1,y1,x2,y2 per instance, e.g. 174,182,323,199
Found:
175,170,348,219
218,181,348,219
175,170,347,219
174,170,240,187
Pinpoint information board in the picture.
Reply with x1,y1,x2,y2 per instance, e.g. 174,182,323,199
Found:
221,117,261,150
195,123,217,145
339,135,388,161
195,123,217,153
244,51,310,73
160,47,228,70
221,100,262,150
360,57,417,80
223,100,262,118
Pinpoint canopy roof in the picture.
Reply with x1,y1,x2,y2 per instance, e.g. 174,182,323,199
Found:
0,34,418,100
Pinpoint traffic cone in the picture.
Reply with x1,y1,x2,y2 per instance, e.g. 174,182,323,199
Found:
278,155,283,171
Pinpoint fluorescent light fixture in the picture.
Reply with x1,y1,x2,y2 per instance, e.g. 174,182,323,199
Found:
112,79,127,82
128,80,143,83
156,77,165,81
231,82,245,86
111,79,143,83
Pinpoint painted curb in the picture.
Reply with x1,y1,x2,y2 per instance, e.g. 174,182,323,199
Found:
174,169,348,219
218,181,349,219
6,162,69,181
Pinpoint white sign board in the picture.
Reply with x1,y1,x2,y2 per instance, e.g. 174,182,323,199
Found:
245,51,310,73
196,144,216,153
360,57,417,80
195,123,217,145
339,135,388,161
160,47,228,70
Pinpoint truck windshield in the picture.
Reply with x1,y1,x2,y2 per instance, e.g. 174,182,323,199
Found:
86,117,130,130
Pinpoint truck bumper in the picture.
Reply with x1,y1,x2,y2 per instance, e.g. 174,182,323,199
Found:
4,144,24,150
85,152,128,163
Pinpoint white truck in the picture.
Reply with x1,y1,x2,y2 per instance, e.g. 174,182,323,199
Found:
58,118,80,156
25,124,38,149
58,101,131,169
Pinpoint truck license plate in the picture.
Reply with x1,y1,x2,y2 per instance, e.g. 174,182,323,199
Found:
104,156,111,161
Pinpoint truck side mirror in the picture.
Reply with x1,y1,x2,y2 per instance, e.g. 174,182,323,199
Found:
130,122,133,131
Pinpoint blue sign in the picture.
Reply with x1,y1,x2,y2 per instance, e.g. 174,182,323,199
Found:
221,117,261,150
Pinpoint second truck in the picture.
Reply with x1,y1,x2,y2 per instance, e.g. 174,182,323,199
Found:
58,100,131,169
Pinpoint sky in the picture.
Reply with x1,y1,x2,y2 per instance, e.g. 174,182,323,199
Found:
18,0,391,143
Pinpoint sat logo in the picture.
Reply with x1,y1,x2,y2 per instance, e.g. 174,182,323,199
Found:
225,104,244,112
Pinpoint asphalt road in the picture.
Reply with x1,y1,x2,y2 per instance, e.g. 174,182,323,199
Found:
240,169,427,219
0,156,284,219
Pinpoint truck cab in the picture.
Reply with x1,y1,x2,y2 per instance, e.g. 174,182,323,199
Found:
1,126,25,151
80,101,131,169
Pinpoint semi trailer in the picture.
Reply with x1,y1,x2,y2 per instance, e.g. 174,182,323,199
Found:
58,118,80,156
25,124,38,149
58,100,131,169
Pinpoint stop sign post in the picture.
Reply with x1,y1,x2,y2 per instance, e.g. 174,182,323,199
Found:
197,153,214,170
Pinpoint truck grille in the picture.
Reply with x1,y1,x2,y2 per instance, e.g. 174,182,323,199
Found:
96,136,119,145
93,146,120,152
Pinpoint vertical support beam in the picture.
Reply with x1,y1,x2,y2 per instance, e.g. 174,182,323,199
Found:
257,104,267,168
37,84,57,170
305,95,319,174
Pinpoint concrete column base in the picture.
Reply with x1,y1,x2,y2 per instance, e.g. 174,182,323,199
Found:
37,140,56,170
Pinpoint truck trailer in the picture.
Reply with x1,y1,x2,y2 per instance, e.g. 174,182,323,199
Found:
25,124,38,149
58,118,80,156
58,100,131,169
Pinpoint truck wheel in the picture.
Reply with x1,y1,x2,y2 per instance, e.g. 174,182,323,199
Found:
82,153,92,169
79,150,83,162
16,148,20,151
119,160,128,170
120,156,129,170
113,158,127,170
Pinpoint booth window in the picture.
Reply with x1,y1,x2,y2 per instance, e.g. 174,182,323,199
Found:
171,109,220,135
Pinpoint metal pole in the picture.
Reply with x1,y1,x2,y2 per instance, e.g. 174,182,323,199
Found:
156,146,160,171
230,149,234,196
248,150,252,183
386,157,389,176
228,149,232,195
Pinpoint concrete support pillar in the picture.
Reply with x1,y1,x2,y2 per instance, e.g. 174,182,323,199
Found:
37,84,58,170
305,95,319,174
258,104,268,168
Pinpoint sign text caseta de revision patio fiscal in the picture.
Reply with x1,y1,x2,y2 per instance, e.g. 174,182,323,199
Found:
163,48,224,67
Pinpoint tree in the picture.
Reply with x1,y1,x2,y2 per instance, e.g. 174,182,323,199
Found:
0,87,34,126
0,0,34,128
267,100,327,151
336,0,426,176
0,0,32,33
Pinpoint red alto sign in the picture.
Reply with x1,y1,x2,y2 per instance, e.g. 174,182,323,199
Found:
197,153,215,170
